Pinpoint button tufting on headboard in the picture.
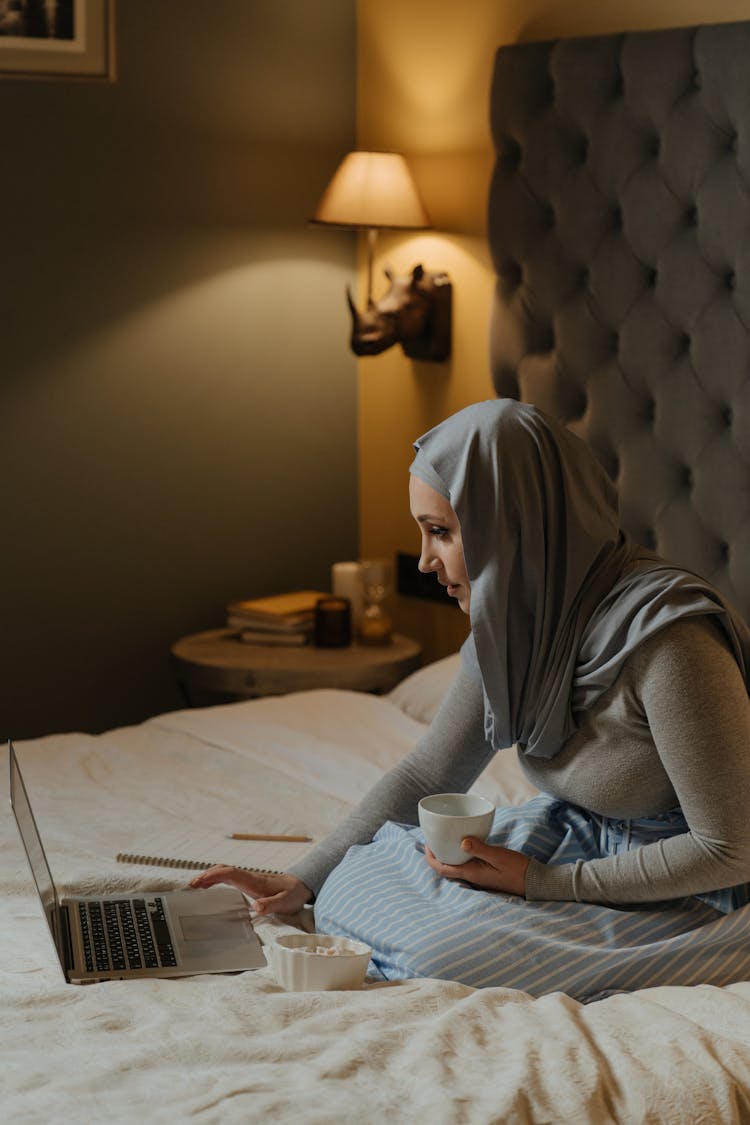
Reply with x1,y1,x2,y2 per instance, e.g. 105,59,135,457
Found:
500,137,522,170
489,20,750,622
642,397,656,423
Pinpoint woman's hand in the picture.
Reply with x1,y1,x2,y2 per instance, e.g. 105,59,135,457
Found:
424,838,531,897
188,866,313,915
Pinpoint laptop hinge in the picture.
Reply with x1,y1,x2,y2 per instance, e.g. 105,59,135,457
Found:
58,904,74,983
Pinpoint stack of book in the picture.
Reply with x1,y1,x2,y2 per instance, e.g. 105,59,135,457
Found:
226,590,327,646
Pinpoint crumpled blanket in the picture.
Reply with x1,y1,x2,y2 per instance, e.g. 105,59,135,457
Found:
4,693,750,1123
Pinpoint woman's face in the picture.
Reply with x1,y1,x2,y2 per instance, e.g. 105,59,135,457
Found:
409,475,471,613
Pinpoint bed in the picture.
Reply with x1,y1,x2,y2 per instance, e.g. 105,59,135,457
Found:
5,666,750,1122
5,18,750,1125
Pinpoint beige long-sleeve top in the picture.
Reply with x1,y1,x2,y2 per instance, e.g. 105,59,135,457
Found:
289,616,750,905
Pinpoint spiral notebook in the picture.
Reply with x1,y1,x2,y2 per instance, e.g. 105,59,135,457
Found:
116,853,281,874
10,742,267,985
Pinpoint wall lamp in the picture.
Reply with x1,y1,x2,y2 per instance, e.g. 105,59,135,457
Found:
310,151,452,362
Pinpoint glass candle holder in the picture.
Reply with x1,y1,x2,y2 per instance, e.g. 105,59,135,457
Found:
358,558,393,646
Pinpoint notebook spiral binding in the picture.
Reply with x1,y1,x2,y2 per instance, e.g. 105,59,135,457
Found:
116,852,282,875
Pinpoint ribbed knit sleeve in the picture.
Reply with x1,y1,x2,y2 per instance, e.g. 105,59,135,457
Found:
288,664,492,895
526,618,750,904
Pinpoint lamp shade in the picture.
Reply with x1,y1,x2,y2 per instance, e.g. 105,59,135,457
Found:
310,151,430,230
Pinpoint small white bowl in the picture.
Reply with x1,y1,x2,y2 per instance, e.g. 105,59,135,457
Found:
267,933,372,991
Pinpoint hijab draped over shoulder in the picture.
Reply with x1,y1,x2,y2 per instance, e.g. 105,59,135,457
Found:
410,400,750,759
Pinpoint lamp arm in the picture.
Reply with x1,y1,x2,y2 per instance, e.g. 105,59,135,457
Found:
366,228,376,306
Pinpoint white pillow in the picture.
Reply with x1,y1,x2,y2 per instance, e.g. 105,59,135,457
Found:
387,653,462,725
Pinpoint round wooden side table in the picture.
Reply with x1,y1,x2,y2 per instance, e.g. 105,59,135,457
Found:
171,628,422,704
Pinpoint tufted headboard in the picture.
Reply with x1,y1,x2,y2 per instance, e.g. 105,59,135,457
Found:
488,20,750,623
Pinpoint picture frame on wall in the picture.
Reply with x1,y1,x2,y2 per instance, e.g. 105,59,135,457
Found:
0,0,114,81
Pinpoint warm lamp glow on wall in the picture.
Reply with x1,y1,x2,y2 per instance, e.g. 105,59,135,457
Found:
311,151,452,362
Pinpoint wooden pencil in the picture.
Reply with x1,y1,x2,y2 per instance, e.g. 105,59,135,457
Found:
229,832,312,842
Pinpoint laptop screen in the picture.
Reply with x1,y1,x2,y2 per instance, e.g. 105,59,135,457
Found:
9,742,62,961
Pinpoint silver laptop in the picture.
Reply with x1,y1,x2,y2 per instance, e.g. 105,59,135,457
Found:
9,741,266,984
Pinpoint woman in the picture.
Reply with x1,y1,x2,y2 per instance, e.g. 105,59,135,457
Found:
192,400,750,1000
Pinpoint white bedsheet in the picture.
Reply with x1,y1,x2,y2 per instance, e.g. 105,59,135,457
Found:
3,679,750,1123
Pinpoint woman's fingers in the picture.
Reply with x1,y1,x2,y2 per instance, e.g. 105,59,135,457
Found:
459,837,499,864
253,889,298,915
189,865,236,887
424,841,530,896
189,865,275,898
189,865,247,887
424,846,485,881
189,866,314,914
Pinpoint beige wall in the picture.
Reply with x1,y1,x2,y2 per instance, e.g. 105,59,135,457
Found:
1,0,357,738
356,0,750,662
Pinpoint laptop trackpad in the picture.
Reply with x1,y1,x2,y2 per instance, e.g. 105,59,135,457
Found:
179,912,247,942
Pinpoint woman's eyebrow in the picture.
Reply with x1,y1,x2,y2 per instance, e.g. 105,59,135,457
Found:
415,513,447,524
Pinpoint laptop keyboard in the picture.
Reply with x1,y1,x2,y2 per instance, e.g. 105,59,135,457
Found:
78,897,178,973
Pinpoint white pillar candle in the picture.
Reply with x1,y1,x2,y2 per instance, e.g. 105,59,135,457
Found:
331,561,364,630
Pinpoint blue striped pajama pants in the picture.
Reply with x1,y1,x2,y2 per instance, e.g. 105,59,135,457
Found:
312,797,750,1001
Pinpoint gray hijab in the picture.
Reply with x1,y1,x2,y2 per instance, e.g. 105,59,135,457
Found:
411,400,750,759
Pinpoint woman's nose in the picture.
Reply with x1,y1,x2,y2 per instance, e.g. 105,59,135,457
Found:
418,548,439,574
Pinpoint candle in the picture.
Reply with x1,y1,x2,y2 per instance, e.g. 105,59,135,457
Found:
331,561,364,629
314,596,352,647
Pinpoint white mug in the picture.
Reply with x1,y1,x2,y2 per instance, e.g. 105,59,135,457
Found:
418,793,495,865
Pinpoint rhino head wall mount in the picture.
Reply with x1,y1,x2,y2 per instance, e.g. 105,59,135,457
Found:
346,264,452,363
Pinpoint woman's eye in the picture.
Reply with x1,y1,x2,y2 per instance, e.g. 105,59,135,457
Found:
429,526,448,538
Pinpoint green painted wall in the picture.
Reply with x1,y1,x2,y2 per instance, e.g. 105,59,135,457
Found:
0,0,357,738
